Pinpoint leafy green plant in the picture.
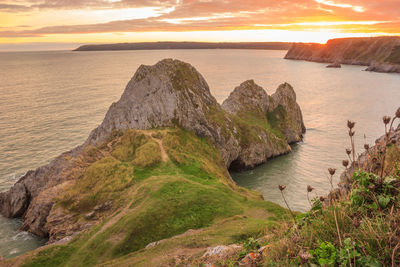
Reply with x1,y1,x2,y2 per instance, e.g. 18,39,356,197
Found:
338,238,382,267
310,241,337,266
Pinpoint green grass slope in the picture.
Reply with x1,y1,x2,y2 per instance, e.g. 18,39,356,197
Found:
16,128,288,267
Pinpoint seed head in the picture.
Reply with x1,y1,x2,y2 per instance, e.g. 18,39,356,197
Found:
328,168,336,176
383,116,391,125
347,120,355,129
352,217,361,228
278,184,286,191
368,184,375,191
372,157,378,163
319,196,326,202
342,160,349,167
392,139,397,145
298,251,312,264
346,148,352,155
396,107,400,118
291,235,301,243
364,144,369,150
307,185,314,193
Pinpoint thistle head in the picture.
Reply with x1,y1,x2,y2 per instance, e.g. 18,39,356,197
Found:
298,251,312,264
364,144,370,151
346,148,352,155
307,185,314,193
383,116,391,125
396,107,400,118
368,184,375,191
278,184,286,191
328,168,336,176
347,120,355,129
352,217,361,228
342,160,349,167
319,196,326,202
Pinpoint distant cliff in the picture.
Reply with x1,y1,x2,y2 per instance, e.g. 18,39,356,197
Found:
74,41,292,51
285,36,400,73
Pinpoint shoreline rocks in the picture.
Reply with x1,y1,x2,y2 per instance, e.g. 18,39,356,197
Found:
326,62,341,68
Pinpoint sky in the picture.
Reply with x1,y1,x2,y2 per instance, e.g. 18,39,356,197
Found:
0,0,399,50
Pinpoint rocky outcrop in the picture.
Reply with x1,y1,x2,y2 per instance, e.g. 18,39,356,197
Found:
335,126,400,198
222,80,270,114
285,36,400,73
0,59,305,242
269,83,306,143
222,80,305,144
326,62,341,68
365,61,400,73
0,147,85,237
221,80,305,169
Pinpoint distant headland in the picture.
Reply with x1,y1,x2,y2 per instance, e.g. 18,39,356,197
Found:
285,36,400,73
74,41,293,51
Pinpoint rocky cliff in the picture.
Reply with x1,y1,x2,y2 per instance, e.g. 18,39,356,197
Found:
0,59,305,255
285,36,400,73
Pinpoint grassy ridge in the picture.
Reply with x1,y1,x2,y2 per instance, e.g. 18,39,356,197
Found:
20,128,289,267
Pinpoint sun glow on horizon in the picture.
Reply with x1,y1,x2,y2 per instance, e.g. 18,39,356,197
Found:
0,0,399,50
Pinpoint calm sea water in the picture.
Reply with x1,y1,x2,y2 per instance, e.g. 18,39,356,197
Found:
0,49,399,258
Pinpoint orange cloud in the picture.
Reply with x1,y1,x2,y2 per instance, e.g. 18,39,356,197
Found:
0,0,399,44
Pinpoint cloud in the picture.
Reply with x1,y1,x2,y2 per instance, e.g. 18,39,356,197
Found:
0,0,179,11
315,0,364,12
0,0,399,38
0,3,31,12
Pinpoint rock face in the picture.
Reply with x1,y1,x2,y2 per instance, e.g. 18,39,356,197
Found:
222,80,305,144
285,36,400,73
0,59,305,241
87,59,220,145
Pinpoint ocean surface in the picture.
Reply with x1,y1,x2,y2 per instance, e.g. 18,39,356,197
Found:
0,49,400,258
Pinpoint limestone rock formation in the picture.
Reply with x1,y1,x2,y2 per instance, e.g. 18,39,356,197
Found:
285,36,400,73
222,80,305,144
222,80,270,114
0,59,305,241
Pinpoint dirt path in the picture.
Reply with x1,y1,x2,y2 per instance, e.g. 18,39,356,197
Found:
154,138,168,162
141,131,169,162
87,132,168,242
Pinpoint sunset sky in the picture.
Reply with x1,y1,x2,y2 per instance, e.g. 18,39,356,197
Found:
0,0,399,50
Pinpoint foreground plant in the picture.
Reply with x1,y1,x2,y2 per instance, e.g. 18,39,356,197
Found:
263,107,400,266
